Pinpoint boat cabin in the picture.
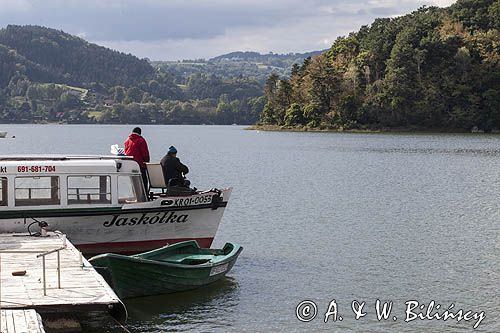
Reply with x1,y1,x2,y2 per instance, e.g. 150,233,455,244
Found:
0,155,147,210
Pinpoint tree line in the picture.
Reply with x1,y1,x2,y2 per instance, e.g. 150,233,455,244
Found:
0,73,265,124
260,0,500,132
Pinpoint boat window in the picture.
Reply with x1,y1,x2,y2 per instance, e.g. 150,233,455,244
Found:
118,176,146,203
67,176,111,205
15,176,60,206
0,177,7,206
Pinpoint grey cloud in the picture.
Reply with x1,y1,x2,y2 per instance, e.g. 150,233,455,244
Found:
0,0,456,60
369,7,400,15
0,0,309,41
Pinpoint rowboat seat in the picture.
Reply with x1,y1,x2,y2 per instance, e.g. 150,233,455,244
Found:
160,254,215,265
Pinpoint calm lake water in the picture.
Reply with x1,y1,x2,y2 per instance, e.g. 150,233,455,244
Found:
1,125,499,332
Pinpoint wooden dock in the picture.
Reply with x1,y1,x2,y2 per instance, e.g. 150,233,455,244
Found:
1,309,45,333
0,233,122,319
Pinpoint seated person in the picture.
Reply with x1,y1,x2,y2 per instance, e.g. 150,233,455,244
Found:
160,146,190,187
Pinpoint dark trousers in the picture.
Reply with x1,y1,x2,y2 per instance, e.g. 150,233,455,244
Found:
140,168,149,194
168,178,190,188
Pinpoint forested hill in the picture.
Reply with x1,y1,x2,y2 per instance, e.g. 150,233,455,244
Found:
0,25,269,125
152,50,324,84
210,51,324,62
260,0,500,132
0,25,153,87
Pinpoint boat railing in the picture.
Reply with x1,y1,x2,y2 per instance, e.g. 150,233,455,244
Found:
68,187,112,204
0,155,135,161
16,186,58,200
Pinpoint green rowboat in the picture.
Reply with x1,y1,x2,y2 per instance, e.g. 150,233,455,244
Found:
89,240,243,299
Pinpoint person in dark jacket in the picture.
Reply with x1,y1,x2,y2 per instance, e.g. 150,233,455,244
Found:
124,127,150,192
160,146,190,187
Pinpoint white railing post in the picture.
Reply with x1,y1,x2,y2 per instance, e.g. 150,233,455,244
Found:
57,251,61,289
42,256,46,296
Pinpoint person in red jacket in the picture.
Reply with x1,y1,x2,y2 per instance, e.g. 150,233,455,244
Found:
124,127,150,192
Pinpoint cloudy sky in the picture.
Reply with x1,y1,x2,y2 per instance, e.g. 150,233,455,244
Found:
0,0,456,60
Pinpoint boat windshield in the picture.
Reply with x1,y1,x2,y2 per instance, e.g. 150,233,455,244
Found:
118,175,146,203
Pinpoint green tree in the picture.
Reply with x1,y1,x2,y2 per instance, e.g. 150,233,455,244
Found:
260,102,275,124
125,87,142,104
59,92,81,109
113,86,126,103
302,103,322,127
284,103,304,126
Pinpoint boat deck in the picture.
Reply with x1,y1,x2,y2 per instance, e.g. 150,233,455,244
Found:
0,232,121,316
1,309,45,333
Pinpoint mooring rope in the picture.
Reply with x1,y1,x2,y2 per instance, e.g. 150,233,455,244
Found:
111,316,132,333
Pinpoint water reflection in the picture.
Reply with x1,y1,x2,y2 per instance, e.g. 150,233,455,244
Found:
318,145,500,157
125,278,240,332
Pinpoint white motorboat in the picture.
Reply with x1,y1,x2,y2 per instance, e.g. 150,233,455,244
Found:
0,155,231,255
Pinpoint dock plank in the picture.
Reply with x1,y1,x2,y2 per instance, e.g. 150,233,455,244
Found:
5,310,15,333
0,233,120,315
0,309,45,333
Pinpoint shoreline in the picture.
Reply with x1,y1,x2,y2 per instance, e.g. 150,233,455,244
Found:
247,124,493,135
0,123,495,135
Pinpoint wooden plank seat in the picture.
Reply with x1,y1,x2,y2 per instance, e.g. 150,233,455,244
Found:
158,254,214,265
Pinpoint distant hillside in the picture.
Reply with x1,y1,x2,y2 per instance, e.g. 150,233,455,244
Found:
0,25,264,125
0,43,59,87
152,50,324,84
0,25,153,88
210,50,325,64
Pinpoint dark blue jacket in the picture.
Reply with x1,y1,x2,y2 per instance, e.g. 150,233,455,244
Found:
160,154,189,185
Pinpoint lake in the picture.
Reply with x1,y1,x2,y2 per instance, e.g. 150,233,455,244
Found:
0,124,498,332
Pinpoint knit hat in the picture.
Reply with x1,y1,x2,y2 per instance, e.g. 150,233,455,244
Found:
168,146,177,154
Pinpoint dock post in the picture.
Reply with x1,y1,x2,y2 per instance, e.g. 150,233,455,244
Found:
57,251,61,289
42,256,46,296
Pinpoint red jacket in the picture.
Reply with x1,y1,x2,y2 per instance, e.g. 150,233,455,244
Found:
124,133,150,169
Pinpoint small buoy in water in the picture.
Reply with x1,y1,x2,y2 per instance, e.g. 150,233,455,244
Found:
12,135,15,138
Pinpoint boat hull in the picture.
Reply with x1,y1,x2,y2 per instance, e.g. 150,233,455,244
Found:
0,189,231,255
90,242,243,299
